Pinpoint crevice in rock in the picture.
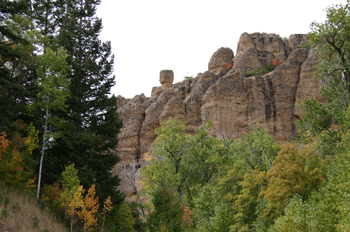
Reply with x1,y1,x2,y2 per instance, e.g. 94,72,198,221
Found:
136,112,146,163
291,49,309,137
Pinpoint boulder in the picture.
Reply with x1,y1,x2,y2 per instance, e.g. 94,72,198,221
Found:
160,70,174,85
208,47,234,73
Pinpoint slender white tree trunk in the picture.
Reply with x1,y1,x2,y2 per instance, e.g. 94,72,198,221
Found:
71,207,74,232
101,215,105,232
37,95,49,198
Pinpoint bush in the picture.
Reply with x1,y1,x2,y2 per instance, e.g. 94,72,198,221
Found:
245,64,275,77
297,40,311,48
1,209,10,218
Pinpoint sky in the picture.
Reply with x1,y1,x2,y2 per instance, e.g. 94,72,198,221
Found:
96,0,347,99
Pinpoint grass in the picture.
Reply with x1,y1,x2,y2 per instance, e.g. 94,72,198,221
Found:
0,185,67,232
245,64,275,77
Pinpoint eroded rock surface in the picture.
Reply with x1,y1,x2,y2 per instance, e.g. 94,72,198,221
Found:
113,33,323,199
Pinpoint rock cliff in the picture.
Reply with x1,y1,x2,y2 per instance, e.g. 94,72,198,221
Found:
113,32,323,199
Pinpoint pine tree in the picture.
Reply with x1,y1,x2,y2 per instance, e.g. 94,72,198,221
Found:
42,0,124,205
0,0,31,134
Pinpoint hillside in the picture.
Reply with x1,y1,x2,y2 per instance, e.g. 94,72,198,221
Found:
0,186,67,232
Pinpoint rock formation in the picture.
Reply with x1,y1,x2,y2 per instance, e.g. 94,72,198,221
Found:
113,32,322,199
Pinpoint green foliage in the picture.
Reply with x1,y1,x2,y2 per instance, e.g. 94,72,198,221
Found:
28,48,70,115
129,201,147,232
43,0,124,206
231,170,267,232
1,209,10,218
33,216,39,229
60,163,80,219
263,143,327,218
147,184,189,232
0,2,33,135
230,125,281,171
270,152,350,231
192,185,233,231
107,200,136,232
296,1,350,158
245,65,275,77
297,40,311,48
142,118,189,200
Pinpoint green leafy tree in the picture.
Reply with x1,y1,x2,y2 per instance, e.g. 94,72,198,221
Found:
184,122,229,204
263,143,327,219
142,118,190,201
69,185,84,232
107,200,136,232
216,125,280,202
60,163,80,219
0,0,32,134
270,152,350,231
297,1,350,156
192,185,234,231
147,184,189,232
42,0,124,206
26,47,70,198
230,170,267,232
213,125,280,231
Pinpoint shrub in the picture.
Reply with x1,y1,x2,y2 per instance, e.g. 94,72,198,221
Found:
245,64,275,77
33,216,39,229
297,40,311,48
4,195,11,206
272,59,283,67
1,209,10,218
223,62,233,70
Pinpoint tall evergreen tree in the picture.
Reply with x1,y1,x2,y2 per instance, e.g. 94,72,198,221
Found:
0,0,31,134
39,0,124,205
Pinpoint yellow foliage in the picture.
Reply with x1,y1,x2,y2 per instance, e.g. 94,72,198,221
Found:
68,185,84,217
263,143,327,218
80,184,99,231
102,195,113,216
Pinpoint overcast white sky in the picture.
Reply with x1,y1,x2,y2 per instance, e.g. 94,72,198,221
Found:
96,0,347,99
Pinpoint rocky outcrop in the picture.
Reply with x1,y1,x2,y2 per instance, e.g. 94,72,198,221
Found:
113,33,323,199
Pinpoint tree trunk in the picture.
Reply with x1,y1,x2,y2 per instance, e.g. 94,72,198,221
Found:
37,95,49,198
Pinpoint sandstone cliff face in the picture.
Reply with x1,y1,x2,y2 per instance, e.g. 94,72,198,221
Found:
113,33,321,199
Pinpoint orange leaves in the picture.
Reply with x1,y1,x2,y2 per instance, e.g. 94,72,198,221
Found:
223,62,233,70
0,132,11,154
5,40,17,50
272,59,283,67
80,184,99,231
0,131,26,185
42,180,63,206
181,205,193,226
